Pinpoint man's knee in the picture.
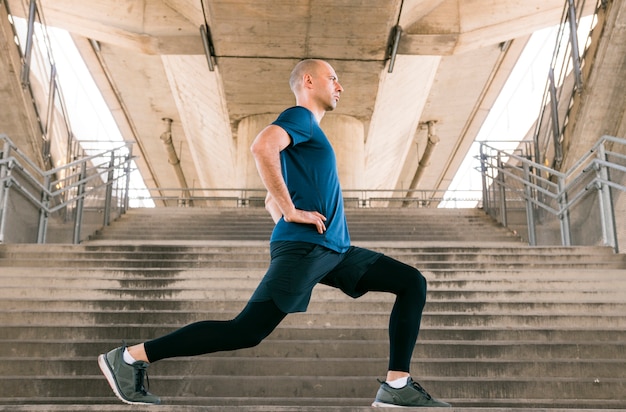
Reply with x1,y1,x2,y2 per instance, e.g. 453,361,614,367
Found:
238,333,266,349
407,268,427,306
229,319,272,349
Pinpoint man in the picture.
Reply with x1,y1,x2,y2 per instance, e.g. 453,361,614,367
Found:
98,59,450,408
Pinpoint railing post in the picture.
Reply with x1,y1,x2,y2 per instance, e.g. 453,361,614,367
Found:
557,177,571,246
20,0,37,87
567,0,583,92
0,179,8,244
595,143,618,252
0,142,12,243
123,149,132,213
522,163,537,246
496,153,507,226
73,161,87,244
361,190,369,208
36,175,50,243
103,152,115,227
548,69,563,167
479,143,490,212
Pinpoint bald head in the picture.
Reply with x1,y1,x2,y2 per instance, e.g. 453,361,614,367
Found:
289,59,325,94
286,59,343,118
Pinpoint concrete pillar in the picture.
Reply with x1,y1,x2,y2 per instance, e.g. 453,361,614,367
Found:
321,114,365,189
236,113,365,190
235,114,276,190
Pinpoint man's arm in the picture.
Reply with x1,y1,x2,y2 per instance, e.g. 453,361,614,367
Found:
250,125,326,234
264,192,283,224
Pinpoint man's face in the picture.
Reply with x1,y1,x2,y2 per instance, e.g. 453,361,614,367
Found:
313,63,343,111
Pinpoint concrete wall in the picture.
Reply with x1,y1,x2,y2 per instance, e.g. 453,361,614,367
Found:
0,6,45,167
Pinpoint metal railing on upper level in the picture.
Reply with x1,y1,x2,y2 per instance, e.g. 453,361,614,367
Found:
479,135,626,252
0,134,133,243
533,0,609,169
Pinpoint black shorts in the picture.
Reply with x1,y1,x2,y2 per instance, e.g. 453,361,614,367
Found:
249,241,383,313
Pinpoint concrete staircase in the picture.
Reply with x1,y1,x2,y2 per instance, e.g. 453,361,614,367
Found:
1,208,625,411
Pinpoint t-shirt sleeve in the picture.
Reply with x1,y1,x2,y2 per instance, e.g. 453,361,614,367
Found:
271,107,312,146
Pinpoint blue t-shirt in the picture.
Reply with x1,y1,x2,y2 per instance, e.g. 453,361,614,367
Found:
269,106,350,253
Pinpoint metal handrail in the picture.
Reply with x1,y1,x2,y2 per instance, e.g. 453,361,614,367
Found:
532,0,605,168
0,134,134,243
478,135,625,252
131,187,483,209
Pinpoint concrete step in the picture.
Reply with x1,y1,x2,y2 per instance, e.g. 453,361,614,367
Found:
3,325,626,343
3,243,623,271
2,273,625,291
2,408,626,412
2,257,624,270
2,261,625,279
1,375,623,404
2,247,623,262
3,261,623,271
2,340,624,361
90,231,520,242
4,310,625,328
3,241,620,255
2,357,624,379
2,266,625,282
89,208,522,243
5,374,624,408
3,286,624,304
3,297,626,315
3,286,625,304
0,285,624,306
2,272,625,299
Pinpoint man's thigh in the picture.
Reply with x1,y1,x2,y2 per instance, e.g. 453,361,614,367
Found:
320,246,383,298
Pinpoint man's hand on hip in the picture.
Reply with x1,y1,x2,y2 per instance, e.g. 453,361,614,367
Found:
284,209,327,234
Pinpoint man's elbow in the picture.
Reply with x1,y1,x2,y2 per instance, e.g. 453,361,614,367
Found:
249,140,261,159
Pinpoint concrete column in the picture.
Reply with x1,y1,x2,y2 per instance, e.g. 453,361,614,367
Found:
236,113,365,190
235,114,276,190
321,114,365,189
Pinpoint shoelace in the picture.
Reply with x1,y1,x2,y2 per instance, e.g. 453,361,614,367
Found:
409,379,433,400
133,363,151,395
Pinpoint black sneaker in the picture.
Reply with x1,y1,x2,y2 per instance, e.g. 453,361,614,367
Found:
372,377,451,407
97,346,161,405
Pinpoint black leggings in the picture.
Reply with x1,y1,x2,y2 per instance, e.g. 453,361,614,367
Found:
144,255,426,372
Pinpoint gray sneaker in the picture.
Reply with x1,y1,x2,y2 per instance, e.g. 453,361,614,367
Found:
97,346,161,405
372,377,451,408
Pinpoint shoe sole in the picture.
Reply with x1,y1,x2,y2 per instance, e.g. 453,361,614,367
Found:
97,354,156,405
371,401,405,408
372,400,450,408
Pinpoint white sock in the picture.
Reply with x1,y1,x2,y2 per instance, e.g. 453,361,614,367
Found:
123,348,138,365
387,376,409,389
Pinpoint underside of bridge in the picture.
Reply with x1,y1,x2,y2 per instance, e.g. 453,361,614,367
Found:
2,0,623,204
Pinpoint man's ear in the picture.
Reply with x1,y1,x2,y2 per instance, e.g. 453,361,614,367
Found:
303,73,314,88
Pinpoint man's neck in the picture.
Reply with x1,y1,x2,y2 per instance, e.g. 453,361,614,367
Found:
295,101,325,123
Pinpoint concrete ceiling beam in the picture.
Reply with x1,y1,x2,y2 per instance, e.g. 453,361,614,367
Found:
8,0,202,54
399,0,598,56
398,0,448,29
